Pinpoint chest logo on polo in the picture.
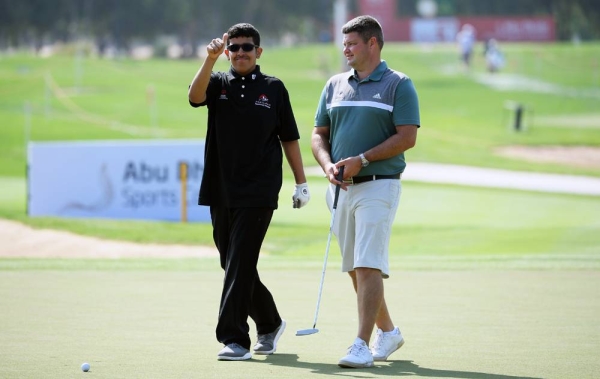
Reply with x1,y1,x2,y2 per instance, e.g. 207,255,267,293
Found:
255,94,271,109
219,89,228,100
372,93,382,99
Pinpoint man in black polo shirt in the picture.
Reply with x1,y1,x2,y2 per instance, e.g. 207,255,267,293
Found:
188,23,310,361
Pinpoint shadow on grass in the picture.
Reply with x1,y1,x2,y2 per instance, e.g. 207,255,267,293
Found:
262,354,541,379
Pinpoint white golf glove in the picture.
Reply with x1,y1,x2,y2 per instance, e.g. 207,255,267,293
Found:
292,183,310,209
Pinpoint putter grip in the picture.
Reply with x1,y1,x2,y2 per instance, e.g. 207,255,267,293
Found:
332,166,344,209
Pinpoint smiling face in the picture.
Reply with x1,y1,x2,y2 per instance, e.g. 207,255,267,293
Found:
225,36,262,76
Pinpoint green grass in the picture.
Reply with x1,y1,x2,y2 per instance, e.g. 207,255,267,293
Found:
2,175,600,260
2,42,600,178
1,42,600,379
2,42,600,256
1,269,598,379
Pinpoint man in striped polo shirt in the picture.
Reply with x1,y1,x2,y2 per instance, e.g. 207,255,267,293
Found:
311,15,420,368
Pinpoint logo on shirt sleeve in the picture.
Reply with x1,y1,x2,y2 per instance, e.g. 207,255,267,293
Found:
255,94,271,108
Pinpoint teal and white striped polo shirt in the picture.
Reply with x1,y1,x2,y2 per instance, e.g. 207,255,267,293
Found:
314,60,420,175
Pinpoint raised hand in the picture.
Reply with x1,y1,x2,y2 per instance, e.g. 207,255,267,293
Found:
206,33,228,59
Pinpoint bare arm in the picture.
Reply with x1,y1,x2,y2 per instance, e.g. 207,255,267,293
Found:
281,140,307,184
188,33,228,104
336,125,418,179
311,126,345,186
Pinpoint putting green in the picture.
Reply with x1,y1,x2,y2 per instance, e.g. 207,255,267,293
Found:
0,263,598,379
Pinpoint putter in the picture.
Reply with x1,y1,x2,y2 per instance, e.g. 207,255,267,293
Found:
296,166,345,336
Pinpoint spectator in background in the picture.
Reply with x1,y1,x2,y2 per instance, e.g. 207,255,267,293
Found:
485,38,505,73
456,24,476,70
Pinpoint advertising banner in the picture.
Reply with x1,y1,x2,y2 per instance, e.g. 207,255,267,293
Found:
27,140,210,222
406,17,554,42
354,0,555,42
457,16,555,42
410,17,459,43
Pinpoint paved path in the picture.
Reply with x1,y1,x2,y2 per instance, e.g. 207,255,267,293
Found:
307,163,600,196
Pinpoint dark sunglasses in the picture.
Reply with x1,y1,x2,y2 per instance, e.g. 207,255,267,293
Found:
226,43,258,52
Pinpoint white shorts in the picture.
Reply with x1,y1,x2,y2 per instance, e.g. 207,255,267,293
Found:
326,179,401,278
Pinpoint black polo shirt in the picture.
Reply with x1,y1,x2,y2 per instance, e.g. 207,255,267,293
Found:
190,65,300,209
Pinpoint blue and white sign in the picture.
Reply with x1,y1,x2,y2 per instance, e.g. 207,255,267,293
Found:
27,140,210,222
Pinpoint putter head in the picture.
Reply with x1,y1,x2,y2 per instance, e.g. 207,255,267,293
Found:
296,328,319,336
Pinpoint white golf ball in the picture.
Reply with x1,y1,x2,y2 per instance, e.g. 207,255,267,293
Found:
81,363,90,372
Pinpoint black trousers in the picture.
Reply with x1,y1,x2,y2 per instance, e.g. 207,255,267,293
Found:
210,206,282,350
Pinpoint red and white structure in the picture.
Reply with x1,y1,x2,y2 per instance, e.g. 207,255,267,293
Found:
354,0,555,42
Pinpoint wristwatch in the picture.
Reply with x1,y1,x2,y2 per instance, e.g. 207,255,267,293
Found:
359,153,370,167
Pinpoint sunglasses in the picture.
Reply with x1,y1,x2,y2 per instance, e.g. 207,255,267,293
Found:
226,43,258,52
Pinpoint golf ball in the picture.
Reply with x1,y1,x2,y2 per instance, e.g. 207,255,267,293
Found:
81,363,90,372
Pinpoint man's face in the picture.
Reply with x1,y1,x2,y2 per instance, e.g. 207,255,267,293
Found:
342,32,371,70
225,36,262,76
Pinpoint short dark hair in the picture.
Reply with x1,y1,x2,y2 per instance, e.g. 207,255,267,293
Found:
342,15,384,50
227,23,261,47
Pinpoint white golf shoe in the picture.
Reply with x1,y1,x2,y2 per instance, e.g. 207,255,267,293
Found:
338,337,374,368
370,326,404,361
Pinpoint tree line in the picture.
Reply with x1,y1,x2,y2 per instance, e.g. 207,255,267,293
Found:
0,0,331,50
0,0,598,51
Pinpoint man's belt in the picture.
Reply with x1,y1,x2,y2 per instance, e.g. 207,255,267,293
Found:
343,173,401,185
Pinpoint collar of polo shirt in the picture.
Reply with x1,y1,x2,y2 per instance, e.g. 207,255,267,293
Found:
228,65,262,81
349,60,388,82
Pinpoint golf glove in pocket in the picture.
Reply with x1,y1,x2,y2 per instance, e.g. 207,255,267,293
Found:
293,183,310,209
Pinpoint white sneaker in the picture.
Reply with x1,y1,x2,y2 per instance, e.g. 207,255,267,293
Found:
338,338,374,368
370,326,404,361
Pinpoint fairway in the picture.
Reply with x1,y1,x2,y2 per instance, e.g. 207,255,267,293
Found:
0,264,598,379
1,39,600,379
